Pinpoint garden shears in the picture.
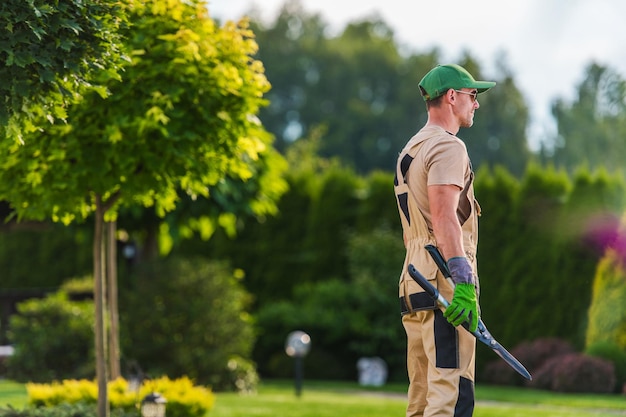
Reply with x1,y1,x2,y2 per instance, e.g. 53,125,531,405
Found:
407,245,532,381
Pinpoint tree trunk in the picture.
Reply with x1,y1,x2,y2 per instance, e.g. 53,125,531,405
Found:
94,196,109,417
107,220,121,380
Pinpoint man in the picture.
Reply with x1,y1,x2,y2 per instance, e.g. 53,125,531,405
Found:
394,64,495,417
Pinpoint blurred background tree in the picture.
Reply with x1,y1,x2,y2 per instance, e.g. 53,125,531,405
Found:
548,63,626,173
248,1,532,175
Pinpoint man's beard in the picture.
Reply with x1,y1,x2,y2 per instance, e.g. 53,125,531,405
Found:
461,115,474,128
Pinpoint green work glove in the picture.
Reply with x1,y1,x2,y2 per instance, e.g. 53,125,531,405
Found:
445,257,478,331
444,283,478,332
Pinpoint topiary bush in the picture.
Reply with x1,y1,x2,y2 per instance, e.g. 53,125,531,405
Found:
26,376,214,417
528,353,615,393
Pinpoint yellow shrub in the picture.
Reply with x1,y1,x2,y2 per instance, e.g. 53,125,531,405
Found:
27,376,215,417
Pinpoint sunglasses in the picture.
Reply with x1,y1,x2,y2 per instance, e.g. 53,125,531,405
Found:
454,90,478,102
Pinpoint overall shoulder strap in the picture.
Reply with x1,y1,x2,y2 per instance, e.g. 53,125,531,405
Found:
394,142,431,237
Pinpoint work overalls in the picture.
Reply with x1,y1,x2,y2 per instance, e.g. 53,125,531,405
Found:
394,128,480,417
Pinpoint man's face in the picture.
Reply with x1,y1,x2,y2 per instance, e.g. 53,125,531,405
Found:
455,88,479,128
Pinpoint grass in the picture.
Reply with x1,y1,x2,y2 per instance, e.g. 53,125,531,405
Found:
0,380,28,409
1,379,625,417
208,380,626,417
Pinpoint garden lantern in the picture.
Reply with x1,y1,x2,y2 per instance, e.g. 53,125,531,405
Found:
141,392,167,417
285,330,311,397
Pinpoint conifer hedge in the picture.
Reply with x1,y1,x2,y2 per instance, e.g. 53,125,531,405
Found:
217,162,625,378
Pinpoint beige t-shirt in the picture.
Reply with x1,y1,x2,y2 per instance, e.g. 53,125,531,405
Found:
400,125,471,231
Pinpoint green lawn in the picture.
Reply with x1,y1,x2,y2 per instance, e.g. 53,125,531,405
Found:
0,380,28,409
2,379,625,417
209,380,626,417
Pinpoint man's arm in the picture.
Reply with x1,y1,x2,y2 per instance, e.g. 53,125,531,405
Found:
428,184,464,259
428,183,478,331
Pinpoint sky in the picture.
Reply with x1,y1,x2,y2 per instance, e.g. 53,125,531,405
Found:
209,0,626,150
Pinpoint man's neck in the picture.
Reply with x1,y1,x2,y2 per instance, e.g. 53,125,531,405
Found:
425,111,460,135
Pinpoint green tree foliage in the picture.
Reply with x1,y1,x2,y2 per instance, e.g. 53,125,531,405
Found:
548,62,626,173
0,0,126,140
6,291,94,382
249,1,532,174
0,1,285,226
120,257,257,391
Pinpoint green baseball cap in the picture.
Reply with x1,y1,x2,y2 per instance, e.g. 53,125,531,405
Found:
418,64,496,101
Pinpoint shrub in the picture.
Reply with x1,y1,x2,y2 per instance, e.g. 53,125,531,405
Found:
481,338,574,386
586,340,626,393
529,353,615,393
120,257,258,392
510,338,576,372
6,292,94,382
220,356,259,394
26,376,214,417
480,359,520,386
60,276,94,300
